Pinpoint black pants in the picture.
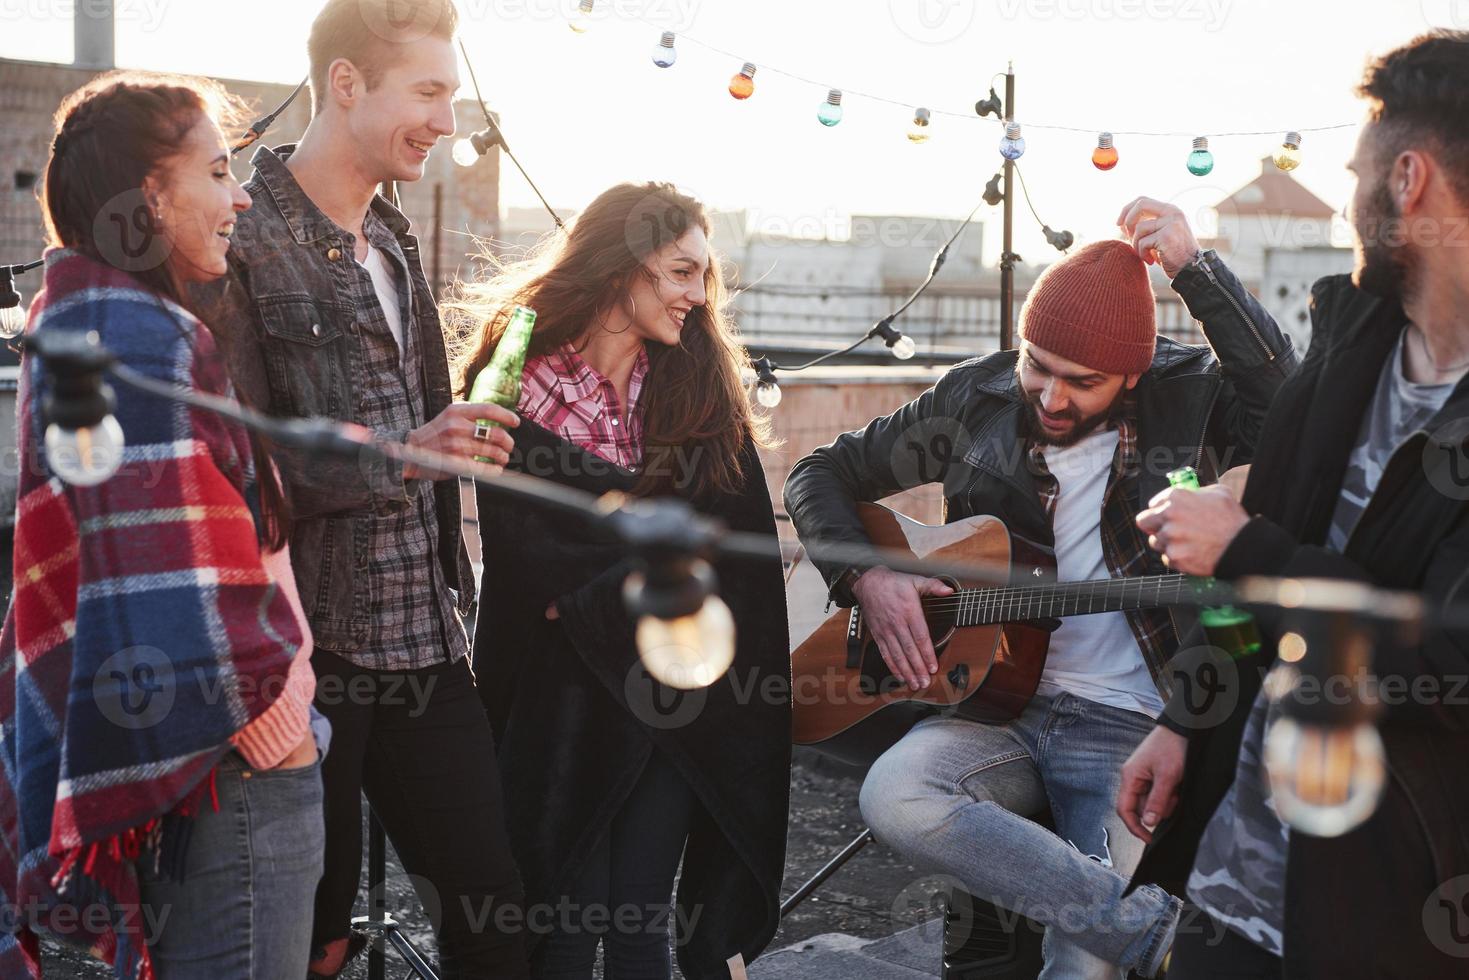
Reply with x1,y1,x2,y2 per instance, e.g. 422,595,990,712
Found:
311,650,529,979
533,749,696,980
1167,905,1282,980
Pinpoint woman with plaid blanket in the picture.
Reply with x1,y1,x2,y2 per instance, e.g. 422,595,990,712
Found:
0,71,324,978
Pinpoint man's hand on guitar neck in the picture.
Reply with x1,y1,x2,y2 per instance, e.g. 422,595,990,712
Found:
850,567,955,691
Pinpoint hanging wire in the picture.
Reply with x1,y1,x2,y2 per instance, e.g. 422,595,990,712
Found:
617,11,1356,135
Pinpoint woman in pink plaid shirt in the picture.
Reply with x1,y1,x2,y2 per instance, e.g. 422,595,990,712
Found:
451,182,792,980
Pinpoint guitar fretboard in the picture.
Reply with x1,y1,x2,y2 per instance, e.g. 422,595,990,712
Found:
925,574,1190,626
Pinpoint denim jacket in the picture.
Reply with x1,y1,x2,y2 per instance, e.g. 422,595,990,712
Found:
196,145,474,653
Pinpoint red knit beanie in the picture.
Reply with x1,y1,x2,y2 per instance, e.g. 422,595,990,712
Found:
1018,239,1157,375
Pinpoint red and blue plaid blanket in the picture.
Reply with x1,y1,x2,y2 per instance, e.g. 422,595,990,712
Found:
0,250,303,978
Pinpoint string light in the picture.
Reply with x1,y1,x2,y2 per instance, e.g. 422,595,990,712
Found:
569,0,593,33
652,31,677,68
1274,131,1303,171
1187,136,1215,176
1042,225,1075,252
817,89,843,127
874,320,917,359
999,121,1026,160
753,356,782,407
982,173,1004,207
1092,132,1118,171
1,261,42,340
907,108,932,144
729,62,756,100
974,87,1003,118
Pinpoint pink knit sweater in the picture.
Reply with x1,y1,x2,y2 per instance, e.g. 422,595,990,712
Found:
230,546,316,768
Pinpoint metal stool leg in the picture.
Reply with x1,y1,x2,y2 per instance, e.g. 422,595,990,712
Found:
351,810,441,980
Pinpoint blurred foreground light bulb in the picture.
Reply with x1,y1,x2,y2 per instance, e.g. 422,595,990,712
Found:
999,121,1026,160
1092,132,1118,171
634,594,736,690
817,89,844,127
1274,131,1302,171
569,0,593,32
1264,716,1386,837
1187,136,1215,176
45,416,124,487
890,335,916,360
729,62,756,100
624,558,736,690
652,31,677,68
0,302,25,339
907,108,932,144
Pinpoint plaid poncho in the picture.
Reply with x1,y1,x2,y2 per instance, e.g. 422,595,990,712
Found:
0,250,304,978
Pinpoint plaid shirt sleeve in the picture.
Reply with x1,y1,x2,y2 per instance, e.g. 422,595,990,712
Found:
1027,396,1177,700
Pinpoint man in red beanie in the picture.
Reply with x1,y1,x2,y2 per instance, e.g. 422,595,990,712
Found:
784,214,1297,978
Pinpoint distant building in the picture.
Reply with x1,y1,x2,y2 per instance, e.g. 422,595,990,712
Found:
1212,156,1352,348
0,6,500,298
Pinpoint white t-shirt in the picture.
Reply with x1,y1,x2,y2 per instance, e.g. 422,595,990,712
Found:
359,245,405,360
1033,426,1164,718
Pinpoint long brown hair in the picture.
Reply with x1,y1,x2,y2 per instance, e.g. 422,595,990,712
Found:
447,182,772,500
41,70,291,549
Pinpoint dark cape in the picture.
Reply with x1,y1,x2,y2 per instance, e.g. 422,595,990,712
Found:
473,419,792,979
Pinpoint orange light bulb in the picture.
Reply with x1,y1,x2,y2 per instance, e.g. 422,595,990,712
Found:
1092,132,1118,171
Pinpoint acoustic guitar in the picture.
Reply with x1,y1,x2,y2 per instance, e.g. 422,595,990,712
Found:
786,502,1190,766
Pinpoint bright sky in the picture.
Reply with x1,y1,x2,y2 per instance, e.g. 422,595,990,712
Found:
4,0,1457,263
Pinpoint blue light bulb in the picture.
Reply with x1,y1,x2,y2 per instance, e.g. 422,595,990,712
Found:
999,121,1026,160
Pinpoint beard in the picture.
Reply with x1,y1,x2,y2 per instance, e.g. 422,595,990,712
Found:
1018,377,1128,448
1352,178,1418,304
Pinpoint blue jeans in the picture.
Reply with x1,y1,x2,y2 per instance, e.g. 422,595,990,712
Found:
139,751,325,978
860,692,1180,980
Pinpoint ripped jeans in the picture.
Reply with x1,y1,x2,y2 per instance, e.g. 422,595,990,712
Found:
860,692,1180,980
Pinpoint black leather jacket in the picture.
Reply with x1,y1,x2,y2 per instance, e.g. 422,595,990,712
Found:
783,251,1299,640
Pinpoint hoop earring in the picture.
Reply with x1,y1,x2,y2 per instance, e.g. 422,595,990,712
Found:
602,292,636,335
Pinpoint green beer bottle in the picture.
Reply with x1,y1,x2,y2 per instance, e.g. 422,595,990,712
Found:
1167,466,1262,658
467,304,537,463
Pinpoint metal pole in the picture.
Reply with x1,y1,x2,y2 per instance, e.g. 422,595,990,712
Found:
779,828,875,919
999,64,1017,352
367,813,386,980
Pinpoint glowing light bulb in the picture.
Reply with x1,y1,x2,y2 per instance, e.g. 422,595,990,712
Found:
999,121,1026,160
729,62,756,100
890,335,916,360
756,380,782,408
1264,716,1386,837
0,302,25,339
817,89,843,127
569,0,593,32
635,594,736,690
452,138,480,167
907,107,932,144
1187,136,1215,176
45,416,125,487
652,31,677,68
1274,131,1302,172
1092,132,1118,171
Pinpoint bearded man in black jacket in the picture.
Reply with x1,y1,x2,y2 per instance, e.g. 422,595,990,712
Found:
1121,29,1469,980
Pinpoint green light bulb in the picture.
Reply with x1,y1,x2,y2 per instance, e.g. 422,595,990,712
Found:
1187,136,1214,176
817,89,843,127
